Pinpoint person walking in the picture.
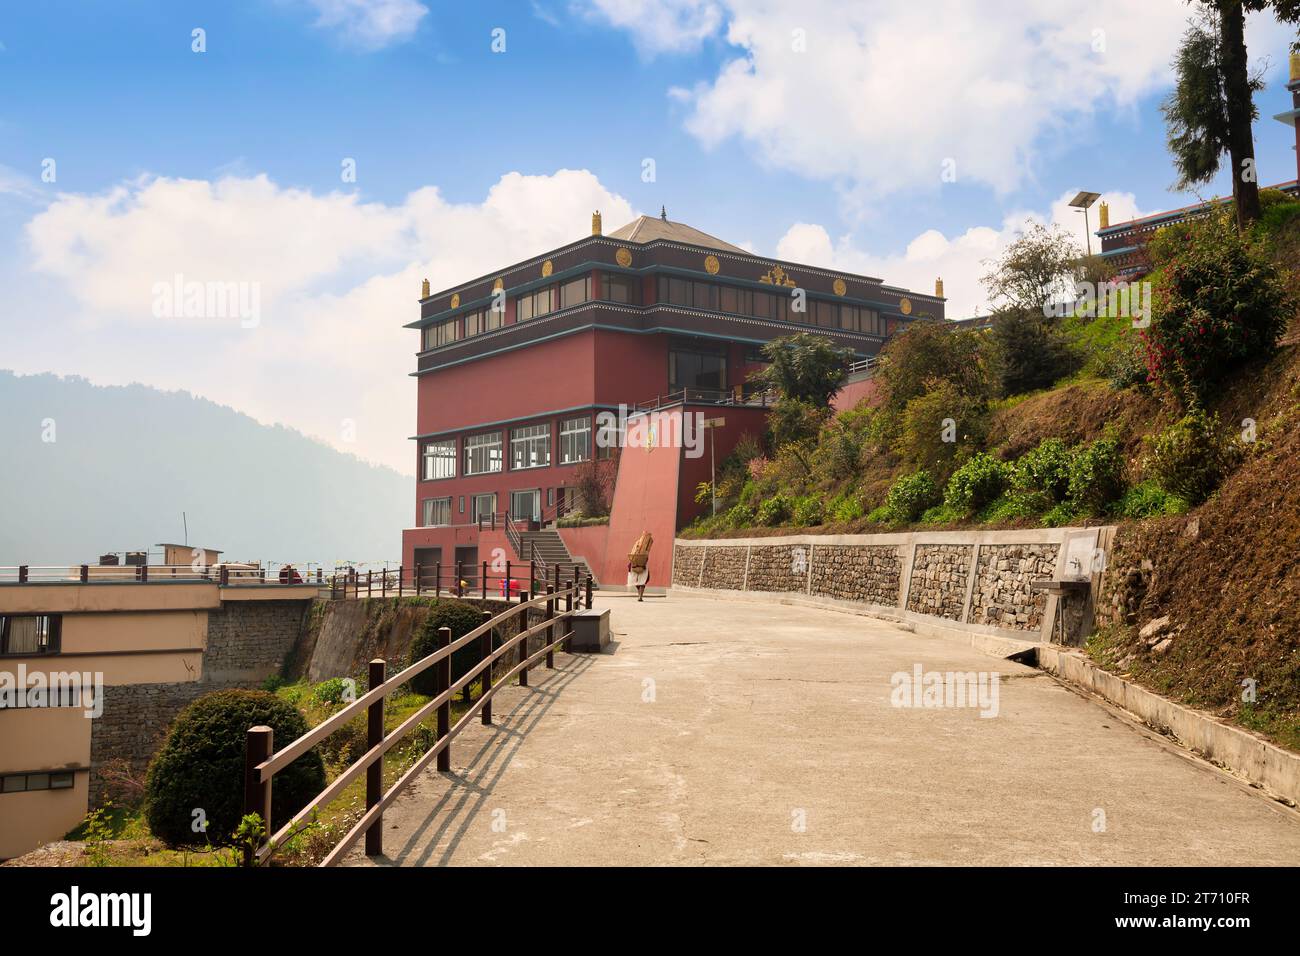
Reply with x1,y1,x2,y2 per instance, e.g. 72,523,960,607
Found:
627,531,652,601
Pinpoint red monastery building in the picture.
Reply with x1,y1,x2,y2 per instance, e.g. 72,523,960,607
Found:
401,210,944,588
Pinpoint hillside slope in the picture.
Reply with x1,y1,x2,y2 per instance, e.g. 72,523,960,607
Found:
0,371,409,567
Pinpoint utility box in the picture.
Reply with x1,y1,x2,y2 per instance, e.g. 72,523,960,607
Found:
569,608,610,652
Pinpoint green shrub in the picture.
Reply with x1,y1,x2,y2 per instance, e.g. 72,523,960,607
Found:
1145,409,1239,505
893,380,989,484
1142,211,1295,400
865,504,895,525
145,689,325,847
724,501,756,528
1041,501,1081,527
792,495,825,526
1114,480,1191,519
977,491,1047,523
1066,436,1126,513
409,599,492,696
756,493,793,527
919,502,967,525
885,470,940,523
310,677,350,706
830,492,864,523
1011,438,1073,502
944,452,1010,513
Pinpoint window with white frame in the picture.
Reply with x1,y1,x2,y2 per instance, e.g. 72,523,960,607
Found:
421,439,456,480
421,497,451,527
464,432,502,475
559,416,591,464
510,423,551,470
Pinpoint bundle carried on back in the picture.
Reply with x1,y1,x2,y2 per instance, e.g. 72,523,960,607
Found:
628,531,653,570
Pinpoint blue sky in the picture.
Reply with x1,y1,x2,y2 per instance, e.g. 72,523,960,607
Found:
1,0,1297,473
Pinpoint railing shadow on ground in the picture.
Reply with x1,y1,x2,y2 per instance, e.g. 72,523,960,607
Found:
241,576,596,867
364,653,597,867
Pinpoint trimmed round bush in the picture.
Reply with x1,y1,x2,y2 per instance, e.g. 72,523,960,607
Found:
885,470,940,522
1146,409,1238,505
944,453,1010,513
408,599,492,696
145,689,324,847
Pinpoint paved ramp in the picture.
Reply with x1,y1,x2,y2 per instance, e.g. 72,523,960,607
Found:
344,593,1300,866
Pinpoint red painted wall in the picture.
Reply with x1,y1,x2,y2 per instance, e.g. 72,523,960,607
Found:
674,405,770,528
832,375,882,412
601,408,684,588
417,331,598,437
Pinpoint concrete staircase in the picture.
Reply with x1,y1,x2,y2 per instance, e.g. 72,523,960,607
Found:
516,530,599,588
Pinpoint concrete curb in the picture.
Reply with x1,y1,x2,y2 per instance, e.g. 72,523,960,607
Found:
1035,645,1300,808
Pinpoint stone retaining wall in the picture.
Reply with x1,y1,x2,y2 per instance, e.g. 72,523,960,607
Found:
674,528,1110,644
905,544,972,621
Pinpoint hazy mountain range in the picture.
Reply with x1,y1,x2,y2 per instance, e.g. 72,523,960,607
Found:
0,371,409,569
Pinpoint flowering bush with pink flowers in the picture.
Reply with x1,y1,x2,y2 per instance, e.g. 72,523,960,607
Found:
1141,212,1294,400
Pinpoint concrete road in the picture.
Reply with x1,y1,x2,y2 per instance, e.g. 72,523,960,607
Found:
344,592,1300,866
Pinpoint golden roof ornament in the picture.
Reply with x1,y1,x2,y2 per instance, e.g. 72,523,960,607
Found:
758,264,797,287
935,277,944,298
592,210,602,235
421,278,430,298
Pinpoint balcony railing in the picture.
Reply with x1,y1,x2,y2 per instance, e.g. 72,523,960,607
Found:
0,563,326,586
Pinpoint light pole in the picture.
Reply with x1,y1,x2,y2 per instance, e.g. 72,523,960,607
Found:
1069,190,1101,257
703,417,725,516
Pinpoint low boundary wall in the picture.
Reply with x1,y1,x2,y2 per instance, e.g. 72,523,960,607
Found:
672,527,1116,644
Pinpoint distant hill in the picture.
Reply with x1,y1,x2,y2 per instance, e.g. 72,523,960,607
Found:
0,371,409,569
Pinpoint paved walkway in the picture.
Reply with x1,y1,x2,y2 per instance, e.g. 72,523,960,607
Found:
344,592,1300,866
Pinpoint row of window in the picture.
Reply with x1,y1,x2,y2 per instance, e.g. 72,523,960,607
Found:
656,276,886,334
422,416,599,481
420,488,574,527
0,614,60,656
1,771,76,794
423,271,887,352
423,274,641,351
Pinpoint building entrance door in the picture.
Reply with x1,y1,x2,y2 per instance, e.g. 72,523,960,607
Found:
511,489,541,523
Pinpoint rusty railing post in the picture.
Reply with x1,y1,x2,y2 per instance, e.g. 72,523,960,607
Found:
415,563,422,596
530,557,536,595
18,565,28,584
518,592,530,687
480,610,493,725
552,563,559,598
366,570,372,597
481,560,488,601
505,561,511,600
220,565,230,586
545,585,556,669
435,562,440,598
79,564,88,583
435,626,451,772
456,562,463,598
382,564,388,598
585,573,593,610
365,659,385,856
242,725,273,866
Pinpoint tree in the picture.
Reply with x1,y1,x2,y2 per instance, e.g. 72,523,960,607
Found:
981,222,1082,315
749,332,853,406
875,322,990,413
988,306,1081,396
1162,1,1300,229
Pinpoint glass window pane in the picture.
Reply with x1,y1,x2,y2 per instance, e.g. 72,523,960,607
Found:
49,772,74,790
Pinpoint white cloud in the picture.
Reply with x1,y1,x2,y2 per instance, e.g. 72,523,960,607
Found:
775,190,1147,319
584,0,1296,197
297,0,428,49
576,0,724,54
19,170,636,473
